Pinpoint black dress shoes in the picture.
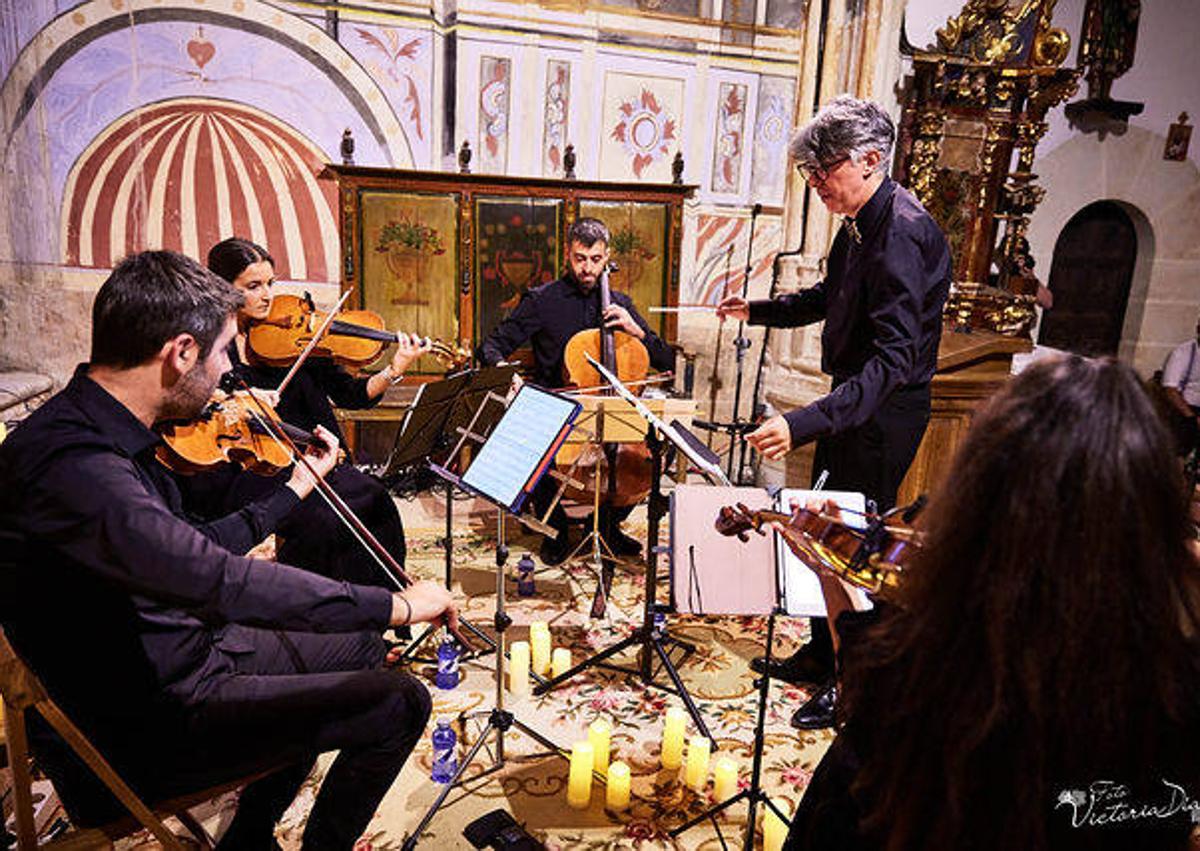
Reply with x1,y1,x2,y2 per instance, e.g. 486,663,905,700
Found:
791,681,838,730
750,646,834,686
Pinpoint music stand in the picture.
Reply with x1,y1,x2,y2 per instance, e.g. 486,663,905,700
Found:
533,355,729,745
668,487,871,848
403,384,591,849
384,366,518,664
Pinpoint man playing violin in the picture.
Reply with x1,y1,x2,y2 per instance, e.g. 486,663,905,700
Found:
479,217,675,564
0,251,460,850
718,96,951,729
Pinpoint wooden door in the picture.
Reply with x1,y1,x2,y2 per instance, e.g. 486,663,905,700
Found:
1038,201,1137,356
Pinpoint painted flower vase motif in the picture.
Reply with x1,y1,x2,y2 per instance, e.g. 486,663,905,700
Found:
376,219,446,306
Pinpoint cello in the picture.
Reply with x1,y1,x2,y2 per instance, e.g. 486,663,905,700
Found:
559,265,653,509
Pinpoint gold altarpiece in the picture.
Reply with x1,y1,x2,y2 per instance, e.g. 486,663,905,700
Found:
893,0,1081,504
896,0,1079,336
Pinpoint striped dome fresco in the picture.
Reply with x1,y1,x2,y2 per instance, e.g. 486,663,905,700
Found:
62,98,339,281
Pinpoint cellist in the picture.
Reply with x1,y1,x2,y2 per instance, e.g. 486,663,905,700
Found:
478,217,674,564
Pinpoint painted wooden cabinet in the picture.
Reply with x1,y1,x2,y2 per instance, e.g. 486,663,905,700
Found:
322,165,694,375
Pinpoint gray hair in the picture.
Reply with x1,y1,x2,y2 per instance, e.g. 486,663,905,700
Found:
567,216,610,248
790,95,895,171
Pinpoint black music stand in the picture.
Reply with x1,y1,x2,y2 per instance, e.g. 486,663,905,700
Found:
384,366,518,664
402,384,592,849
533,356,730,746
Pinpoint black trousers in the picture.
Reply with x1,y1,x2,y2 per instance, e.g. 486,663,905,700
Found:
36,628,430,850
803,382,931,667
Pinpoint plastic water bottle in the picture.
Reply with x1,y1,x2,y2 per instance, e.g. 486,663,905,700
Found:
436,634,459,690
516,553,536,597
430,718,457,784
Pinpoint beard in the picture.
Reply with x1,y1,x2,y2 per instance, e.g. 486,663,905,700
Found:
160,362,220,422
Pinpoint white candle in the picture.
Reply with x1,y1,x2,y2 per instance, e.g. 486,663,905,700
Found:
508,641,530,695
529,622,551,676
606,760,631,811
551,647,571,679
661,706,686,770
567,740,594,809
684,734,711,791
588,718,611,775
713,756,739,802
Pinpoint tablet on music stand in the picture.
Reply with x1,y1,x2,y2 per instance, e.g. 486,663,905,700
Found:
448,384,581,514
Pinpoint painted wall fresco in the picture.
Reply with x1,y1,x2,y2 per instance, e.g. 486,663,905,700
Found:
342,24,434,169
62,98,338,281
1,0,412,272
478,57,512,174
750,76,797,205
687,213,784,305
601,73,684,182
542,60,572,177
711,82,749,194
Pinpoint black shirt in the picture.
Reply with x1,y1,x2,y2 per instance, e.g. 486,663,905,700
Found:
0,369,392,725
748,178,951,446
478,273,675,388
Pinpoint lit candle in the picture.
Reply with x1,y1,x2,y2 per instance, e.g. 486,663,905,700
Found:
661,706,686,770
508,641,530,696
606,760,631,811
713,756,739,802
566,740,594,809
551,647,571,679
684,734,711,791
529,622,551,676
763,801,789,851
588,718,611,775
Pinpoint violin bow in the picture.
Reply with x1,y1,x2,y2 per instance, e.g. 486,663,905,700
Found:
238,384,474,649
274,288,353,397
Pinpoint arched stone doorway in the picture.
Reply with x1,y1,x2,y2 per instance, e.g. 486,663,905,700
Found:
1038,200,1138,357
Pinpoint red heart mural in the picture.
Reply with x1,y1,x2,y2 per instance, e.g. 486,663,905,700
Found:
187,30,215,70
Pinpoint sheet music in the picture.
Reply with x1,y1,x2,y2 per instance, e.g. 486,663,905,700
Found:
460,386,579,510
776,489,874,617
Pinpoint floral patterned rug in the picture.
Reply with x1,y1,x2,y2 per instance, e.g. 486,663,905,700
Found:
102,499,834,849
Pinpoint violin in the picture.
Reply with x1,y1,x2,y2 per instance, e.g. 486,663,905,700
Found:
557,267,653,509
714,501,924,594
247,292,469,369
156,390,332,476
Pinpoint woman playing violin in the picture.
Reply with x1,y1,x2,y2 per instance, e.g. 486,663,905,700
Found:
174,237,421,588
782,355,1200,851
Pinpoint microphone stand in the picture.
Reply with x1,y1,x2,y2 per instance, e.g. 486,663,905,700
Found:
736,244,803,485
725,202,762,482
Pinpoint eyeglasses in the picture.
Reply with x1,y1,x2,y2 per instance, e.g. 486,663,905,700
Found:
797,156,850,183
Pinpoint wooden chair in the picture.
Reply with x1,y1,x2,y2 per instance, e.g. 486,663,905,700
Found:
0,627,253,850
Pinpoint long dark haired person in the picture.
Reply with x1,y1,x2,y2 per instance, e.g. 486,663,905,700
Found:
785,354,1200,851
177,237,427,588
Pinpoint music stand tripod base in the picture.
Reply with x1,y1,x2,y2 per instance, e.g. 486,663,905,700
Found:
532,427,716,748
403,384,594,847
